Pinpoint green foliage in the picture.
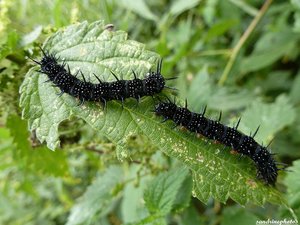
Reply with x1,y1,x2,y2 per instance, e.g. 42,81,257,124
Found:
1,0,300,224
284,160,300,219
6,114,69,176
240,95,296,143
144,166,190,215
240,29,299,73
118,0,158,21
221,206,260,225
67,165,124,225
20,20,286,207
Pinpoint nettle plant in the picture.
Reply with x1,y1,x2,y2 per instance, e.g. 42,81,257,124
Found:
21,20,293,222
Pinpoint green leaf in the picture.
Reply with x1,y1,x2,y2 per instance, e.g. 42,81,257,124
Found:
291,0,300,32
6,114,68,177
0,31,20,60
181,205,204,225
239,95,296,144
172,173,193,212
66,165,124,225
292,0,300,9
240,29,299,73
222,206,259,225
203,0,218,25
121,165,150,223
170,0,201,16
293,12,300,32
20,26,43,46
227,0,258,16
144,166,189,215
284,160,300,220
125,215,167,225
20,20,159,150
119,0,158,21
290,71,300,104
187,67,255,111
20,20,286,206
204,19,238,42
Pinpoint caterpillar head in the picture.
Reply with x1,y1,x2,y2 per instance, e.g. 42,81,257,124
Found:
39,50,64,79
255,147,278,186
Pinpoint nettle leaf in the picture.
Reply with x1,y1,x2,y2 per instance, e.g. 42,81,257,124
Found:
172,172,193,212
144,166,189,215
67,165,124,225
239,95,296,144
20,20,159,150
240,29,299,73
187,67,255,112
20,20,285,206
121,165,151,224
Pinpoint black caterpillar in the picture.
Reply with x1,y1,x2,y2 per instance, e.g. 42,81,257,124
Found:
154,99,286,185
30,47,175,107
29,47,286,185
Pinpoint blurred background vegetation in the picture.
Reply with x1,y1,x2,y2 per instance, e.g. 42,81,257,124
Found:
1,0,300,224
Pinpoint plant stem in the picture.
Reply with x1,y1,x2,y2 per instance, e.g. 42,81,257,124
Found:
218,0,273,86
189,49,231,57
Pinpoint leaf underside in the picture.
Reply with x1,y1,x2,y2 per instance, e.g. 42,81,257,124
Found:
20,20,285,206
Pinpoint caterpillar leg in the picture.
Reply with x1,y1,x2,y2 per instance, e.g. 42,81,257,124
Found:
57,91,64,97
77,98,85,106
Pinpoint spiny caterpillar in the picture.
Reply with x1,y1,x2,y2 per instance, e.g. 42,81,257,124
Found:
30,47,176,107
154,99,286,185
